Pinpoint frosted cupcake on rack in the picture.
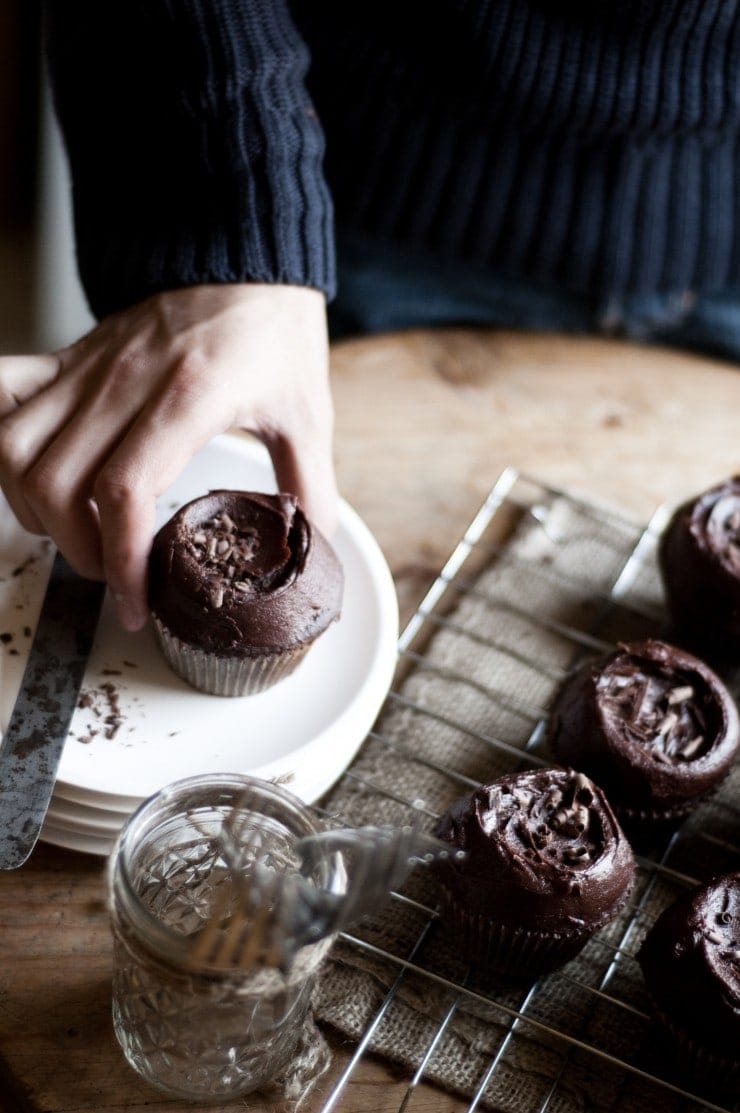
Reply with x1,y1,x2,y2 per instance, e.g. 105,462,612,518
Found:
433,767,635,976
548,639,739,832
148,490,343,696
638,872,740,1090
659,476,740,658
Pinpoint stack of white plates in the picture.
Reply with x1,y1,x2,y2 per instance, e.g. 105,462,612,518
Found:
0,435,399,857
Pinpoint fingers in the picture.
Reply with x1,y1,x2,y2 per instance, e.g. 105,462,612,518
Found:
0,367,102,542
95,364,230,631
0,354,77,535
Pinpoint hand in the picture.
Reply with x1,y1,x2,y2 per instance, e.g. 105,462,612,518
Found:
0,283,337,631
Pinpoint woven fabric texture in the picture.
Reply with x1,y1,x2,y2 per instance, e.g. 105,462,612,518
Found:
313,490,736,1113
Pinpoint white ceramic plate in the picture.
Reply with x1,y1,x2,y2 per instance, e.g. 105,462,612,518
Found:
0,434,399,848
45,794,131,833
40,820,115,858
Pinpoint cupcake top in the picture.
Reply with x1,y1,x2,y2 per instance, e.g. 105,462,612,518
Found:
434,768,635,933
669,477,740,577
148,491,343,655
659,477,740,651
548,640,739,817
638,872,740,1054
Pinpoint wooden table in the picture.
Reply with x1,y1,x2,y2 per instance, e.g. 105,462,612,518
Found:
1,328,739,1113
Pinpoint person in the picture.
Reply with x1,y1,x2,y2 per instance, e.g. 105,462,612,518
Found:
1,1,739,631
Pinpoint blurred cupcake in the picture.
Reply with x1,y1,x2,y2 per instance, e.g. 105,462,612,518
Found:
548,639,739,832
638,872,740,1091
148,490,343,696
433,768,635,977
659,476,740,658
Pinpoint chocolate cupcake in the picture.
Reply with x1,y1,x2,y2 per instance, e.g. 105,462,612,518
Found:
433,768,635,976
148,491,343,696
548,639,739,831
659,476,740,657
638,872,740,1090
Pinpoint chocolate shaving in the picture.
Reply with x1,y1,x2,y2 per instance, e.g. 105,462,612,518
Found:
678,735,704,759
188,513,262,610
574,805,589,833
668,685,694,704
601,664,709,763
564,846,590,862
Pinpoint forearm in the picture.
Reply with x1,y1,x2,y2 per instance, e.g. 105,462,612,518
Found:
44,0,336,319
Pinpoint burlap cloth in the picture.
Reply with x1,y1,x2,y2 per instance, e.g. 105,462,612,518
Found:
312,485,738,1113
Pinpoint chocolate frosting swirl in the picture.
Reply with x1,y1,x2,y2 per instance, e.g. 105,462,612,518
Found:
434,768,635,934
148,491,343,655
549,640,739,820
638,872,740,1056
659,477,740,654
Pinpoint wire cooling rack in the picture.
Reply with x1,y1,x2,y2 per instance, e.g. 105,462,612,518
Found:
311,467,740,1113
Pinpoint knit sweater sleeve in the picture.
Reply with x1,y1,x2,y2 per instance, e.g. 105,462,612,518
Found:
44,0,336,321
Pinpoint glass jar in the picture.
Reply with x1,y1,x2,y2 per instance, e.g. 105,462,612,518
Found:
107,774,343,1102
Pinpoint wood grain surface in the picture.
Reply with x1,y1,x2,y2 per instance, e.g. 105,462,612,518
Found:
1,328,739,1113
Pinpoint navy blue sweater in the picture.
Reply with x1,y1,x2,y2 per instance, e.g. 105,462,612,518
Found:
45,1,740,320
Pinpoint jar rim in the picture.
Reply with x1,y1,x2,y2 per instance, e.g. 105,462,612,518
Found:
108,773,340,975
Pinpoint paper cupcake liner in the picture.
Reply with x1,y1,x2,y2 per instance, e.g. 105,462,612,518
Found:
152,618,309,697
651,1005,740,1091
442,901,595,977
615,785,724,848
614,783,716,828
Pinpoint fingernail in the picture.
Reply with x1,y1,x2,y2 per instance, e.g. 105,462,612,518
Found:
114,597,147,632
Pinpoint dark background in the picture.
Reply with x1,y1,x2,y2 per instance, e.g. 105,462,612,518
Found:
0,0,40,229
0,0,41,351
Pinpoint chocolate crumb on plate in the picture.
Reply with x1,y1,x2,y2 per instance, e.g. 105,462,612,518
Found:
76,682,124,741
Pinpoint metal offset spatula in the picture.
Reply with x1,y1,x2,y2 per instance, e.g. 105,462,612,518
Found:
188,817,459,973
0,552,105,869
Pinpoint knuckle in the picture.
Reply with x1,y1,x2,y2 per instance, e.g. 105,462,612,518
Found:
23,464,62,514
166,353,209,407
109,347,145,383
93,464,141,511
96,350,147,405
